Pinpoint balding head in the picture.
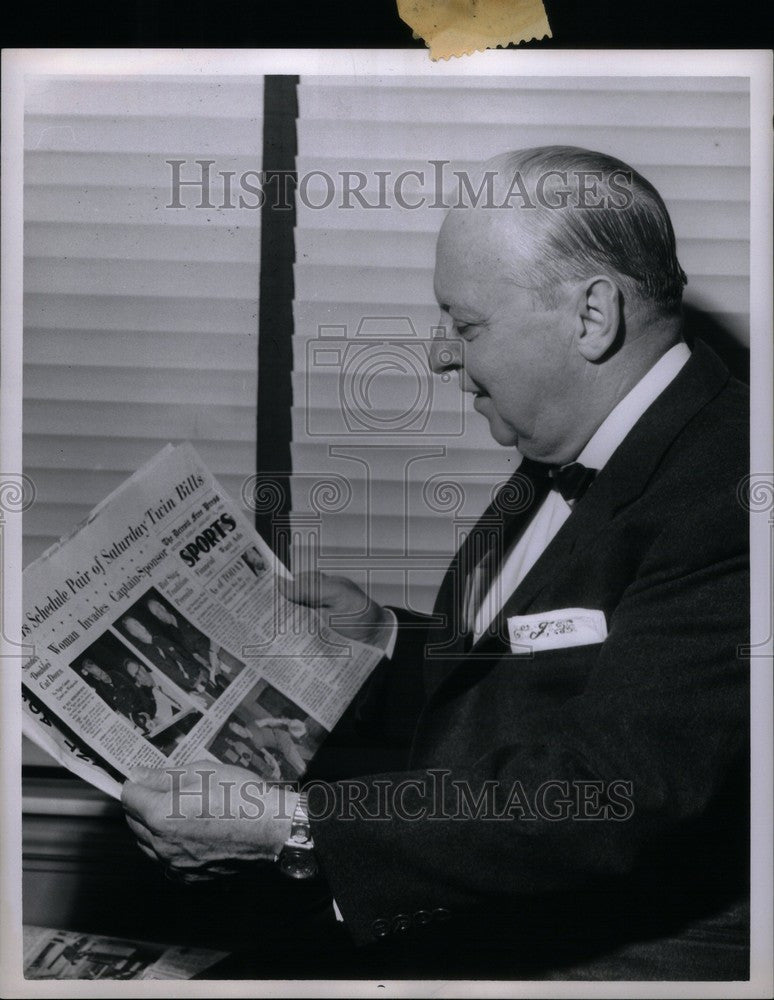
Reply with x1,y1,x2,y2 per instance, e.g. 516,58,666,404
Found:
430,147,686,463
441,146,687,318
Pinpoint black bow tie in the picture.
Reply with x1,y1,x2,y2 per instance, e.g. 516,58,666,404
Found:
547,462,597,504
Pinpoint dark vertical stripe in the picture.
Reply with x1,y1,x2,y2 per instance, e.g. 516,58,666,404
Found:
256,76,298,563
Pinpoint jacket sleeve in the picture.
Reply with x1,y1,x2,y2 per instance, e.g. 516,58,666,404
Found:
348,606,432,747
307,487,749,946
305,607,432,782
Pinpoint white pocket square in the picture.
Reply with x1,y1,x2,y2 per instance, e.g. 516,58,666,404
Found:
507,608,607,654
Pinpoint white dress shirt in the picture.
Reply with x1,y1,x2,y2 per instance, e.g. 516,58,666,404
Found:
471,342,691,640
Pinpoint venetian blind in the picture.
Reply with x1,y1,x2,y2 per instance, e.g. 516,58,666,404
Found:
23,76,264,568
292,75,750,613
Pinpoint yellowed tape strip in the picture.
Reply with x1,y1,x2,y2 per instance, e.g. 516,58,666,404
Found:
398,0,552,60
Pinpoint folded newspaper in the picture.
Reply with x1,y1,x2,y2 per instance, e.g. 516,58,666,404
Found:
23,925,227,980
22,443,383,798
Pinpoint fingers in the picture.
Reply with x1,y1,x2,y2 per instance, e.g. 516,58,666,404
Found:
128,821,190,877
137,842,158,862
280,571,370,608
125,813,158,855
278,571,325,607
121,777,170,831
125,764,170,791
125,808,179,868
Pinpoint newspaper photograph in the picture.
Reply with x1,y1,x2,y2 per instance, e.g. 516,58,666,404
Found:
21,443,383,797
23,926,227,981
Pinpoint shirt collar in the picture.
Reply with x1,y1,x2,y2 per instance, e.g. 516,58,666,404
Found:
576,341,692,471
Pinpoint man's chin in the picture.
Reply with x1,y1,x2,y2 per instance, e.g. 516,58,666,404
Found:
487,422,520,448
471,397,519,446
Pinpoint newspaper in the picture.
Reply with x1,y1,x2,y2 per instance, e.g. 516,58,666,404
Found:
23,925,227,980
21,443,383,798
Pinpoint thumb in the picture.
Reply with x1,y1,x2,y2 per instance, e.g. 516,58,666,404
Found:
125,765,170,791
278,571,325,607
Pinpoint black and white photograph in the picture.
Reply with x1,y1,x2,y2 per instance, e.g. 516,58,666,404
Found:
206,678,327,782
71,630,189,737
3,47,771,995
113,587,245,707
241,545,267,578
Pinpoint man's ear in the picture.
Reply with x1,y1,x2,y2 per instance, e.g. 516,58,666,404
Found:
574,276,620,362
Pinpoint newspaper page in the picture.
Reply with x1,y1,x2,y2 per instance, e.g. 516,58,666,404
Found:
22,925,227,980
21,443,383,798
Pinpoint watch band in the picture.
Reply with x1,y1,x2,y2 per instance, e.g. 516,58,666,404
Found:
278,792,319,879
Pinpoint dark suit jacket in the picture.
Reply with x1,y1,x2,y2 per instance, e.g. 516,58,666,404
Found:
306,341,750,979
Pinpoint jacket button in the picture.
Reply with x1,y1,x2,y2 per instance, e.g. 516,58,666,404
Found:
371,918,390,938
432,907,452,922
391,913,411,933
413,909,433,926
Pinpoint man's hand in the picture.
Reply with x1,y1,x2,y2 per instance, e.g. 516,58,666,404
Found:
121,761,297,883
279,572,393,649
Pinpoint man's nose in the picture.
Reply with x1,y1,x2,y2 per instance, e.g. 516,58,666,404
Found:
428,331,463,376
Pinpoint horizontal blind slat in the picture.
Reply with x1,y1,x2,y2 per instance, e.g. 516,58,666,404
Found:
25,400,256,440
299,122,749,167
25,436,255,476
24,186,256,227
299,86,748,129
26,79,275,117
25,114,264,155
24,150,265,190
24,221,260,263
25,330,256,370
301,77,750,93
25,293,257,334
25,257,259,300
26,365,256,405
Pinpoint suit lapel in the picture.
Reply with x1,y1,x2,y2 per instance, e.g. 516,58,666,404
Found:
423,340,731,702
422,460,551,694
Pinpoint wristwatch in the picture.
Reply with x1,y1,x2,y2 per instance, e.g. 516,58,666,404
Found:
277,792,319,879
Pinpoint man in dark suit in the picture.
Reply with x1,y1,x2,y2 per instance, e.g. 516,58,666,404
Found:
77,656,153,729
122,147,749,980
119,615,210,697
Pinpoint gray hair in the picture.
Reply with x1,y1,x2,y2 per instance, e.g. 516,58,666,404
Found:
472,146,687,314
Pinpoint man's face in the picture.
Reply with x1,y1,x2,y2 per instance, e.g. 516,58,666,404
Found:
82,659,112,684
127,660,152,686
147,599,174,625
430,210,583,461
124,618,152,643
